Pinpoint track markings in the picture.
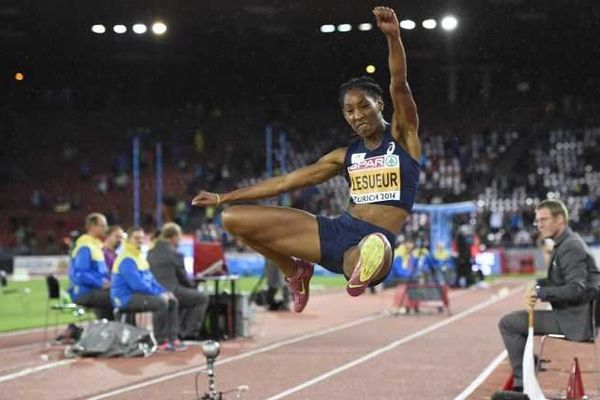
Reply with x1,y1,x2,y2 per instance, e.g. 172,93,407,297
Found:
454,350,508,400
86,313,385,400
1,282,520,399
0,359,77,384
265,287,521,400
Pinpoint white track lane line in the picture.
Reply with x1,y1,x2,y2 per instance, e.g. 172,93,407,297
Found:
86,313,385,400
85,285,503,399
0,359,76,384
0,283,516,394
454,350,508,400
265,287,522,400
87,285,518,400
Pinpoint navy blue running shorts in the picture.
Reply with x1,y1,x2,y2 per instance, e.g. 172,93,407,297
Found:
316,212,398,278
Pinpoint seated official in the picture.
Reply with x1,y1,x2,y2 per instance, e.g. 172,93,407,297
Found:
111,227,185,351
68,213,114,320
148,222,209,339
498,200,600,392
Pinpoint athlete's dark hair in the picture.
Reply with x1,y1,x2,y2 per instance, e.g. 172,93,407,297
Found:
338,76,384,107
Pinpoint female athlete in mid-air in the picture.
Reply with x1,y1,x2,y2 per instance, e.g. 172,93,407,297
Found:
192,6,420,312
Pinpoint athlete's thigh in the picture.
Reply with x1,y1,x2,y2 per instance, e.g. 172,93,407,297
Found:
222,205,321,262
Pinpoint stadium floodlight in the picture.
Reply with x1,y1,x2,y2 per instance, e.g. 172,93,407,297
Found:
113,24,127,34
152,22,167,35
441,15,458,31
365,65,376,74
422,19,437,29
358,23,373,31
337,24,352,32
132,24,147,34
399,19,416,30
320,24,335,33
91,24,106,34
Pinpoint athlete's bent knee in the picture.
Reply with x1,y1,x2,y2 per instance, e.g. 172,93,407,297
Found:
221,205,250,236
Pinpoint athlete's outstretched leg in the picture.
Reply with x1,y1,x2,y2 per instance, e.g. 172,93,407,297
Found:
221,205,321,312
342,233,392,297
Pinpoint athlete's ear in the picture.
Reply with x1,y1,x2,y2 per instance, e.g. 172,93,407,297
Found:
377,99,384,112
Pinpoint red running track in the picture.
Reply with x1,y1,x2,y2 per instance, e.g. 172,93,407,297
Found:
1,280,564,400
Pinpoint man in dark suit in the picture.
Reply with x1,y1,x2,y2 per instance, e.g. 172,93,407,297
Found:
498,199,600,392
148,222,209,339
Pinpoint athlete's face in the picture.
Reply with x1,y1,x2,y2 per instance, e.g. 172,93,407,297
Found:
342,90,383,137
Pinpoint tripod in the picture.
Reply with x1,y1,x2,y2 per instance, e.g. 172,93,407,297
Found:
249,260,290,310
195,340,249,400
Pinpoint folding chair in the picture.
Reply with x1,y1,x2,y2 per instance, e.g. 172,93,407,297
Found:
114,307,153,330
536,297,600,390
43,274,87,344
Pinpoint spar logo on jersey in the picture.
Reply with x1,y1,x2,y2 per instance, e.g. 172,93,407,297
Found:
348,154,399,171
347,153,402,204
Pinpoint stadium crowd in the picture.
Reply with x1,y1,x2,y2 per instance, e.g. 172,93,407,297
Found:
1,93,600,256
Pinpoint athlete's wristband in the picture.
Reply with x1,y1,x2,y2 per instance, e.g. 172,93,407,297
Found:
215,193,221,206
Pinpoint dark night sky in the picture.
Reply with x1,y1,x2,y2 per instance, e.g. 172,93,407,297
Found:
1,0,599,110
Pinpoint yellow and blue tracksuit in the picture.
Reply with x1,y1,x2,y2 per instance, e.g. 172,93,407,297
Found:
410,248,435,273
68,234,110,301
434,247,451,263
110,241,166,309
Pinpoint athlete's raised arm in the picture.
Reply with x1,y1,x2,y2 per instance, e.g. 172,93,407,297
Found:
191,147,347,207
374,6,420,161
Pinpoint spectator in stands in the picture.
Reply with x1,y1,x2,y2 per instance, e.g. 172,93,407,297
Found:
110,227,186,351
68,213,114,320
102,225,124,270
498,199,600,393
96,175,109,195
148,222,209,339
30,190,43,208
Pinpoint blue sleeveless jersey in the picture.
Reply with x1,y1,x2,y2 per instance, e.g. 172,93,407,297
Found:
343,127,420,212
